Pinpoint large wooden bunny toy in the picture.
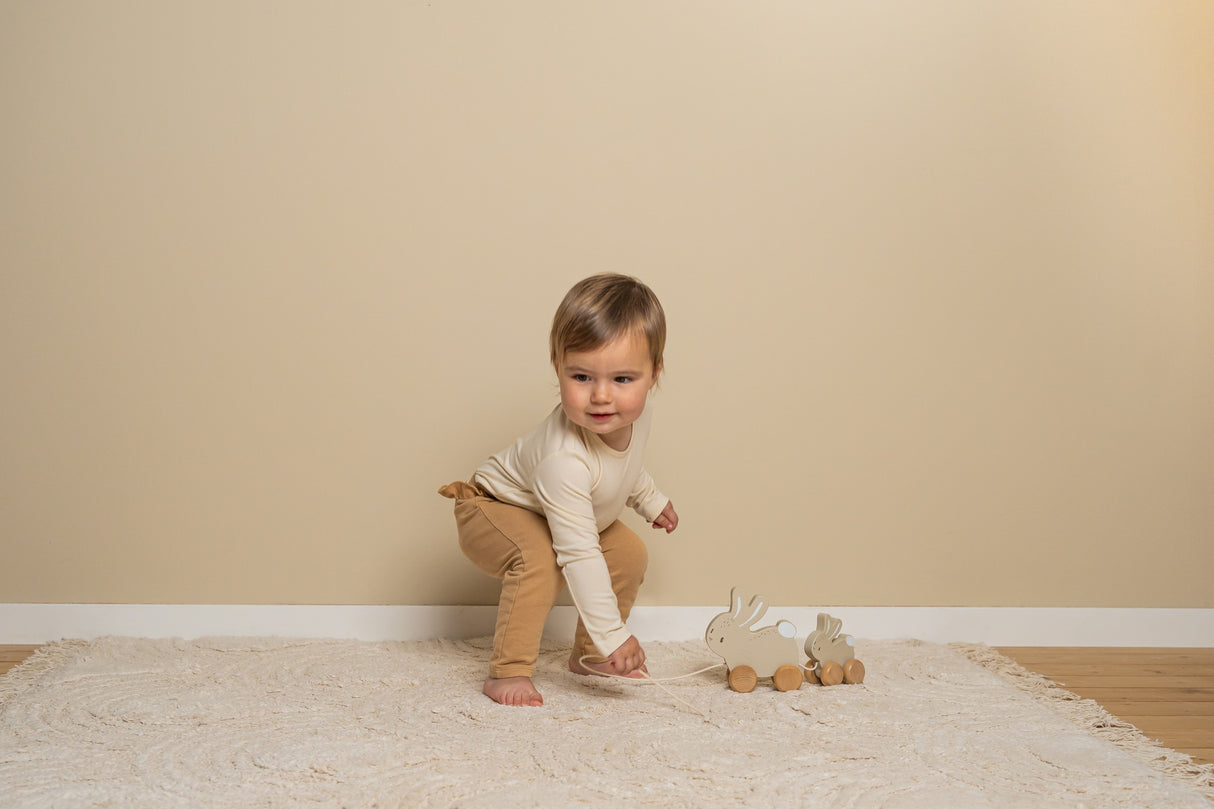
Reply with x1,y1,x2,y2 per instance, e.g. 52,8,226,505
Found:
705,587,806,692
804,612,865,685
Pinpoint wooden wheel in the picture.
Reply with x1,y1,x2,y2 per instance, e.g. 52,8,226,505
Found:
727,665,758,693
772,664,803,692
803,665,820,685
819,661,844,686
843,658,866,684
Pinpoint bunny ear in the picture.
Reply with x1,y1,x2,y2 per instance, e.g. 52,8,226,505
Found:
738,594,768,628
828,617,843,638
728,587,744,618
816,613,829,631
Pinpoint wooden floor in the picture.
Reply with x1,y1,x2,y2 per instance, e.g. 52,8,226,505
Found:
1,645,1211,766
1,646,41,679
996,647,1214,766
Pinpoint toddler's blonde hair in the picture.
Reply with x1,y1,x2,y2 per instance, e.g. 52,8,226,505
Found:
549,274,666,374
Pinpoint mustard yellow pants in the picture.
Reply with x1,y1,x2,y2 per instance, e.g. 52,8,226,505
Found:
438,481,648,679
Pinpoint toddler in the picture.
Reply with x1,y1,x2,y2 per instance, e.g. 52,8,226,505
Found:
438,273,678,706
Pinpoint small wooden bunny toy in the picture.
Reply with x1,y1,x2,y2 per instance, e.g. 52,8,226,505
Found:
705,587,805,692
804,612,865,686
705,589,868,691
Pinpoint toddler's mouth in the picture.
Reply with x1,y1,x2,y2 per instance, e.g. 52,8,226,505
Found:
590,413,614,421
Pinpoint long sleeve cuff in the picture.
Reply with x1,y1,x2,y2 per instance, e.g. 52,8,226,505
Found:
561,556,632,656
634,490,669,523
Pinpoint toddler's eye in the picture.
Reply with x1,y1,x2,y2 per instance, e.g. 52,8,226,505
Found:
615,376,633,384
573,374,590,383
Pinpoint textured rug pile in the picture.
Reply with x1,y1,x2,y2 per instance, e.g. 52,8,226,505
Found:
1,636,1212,807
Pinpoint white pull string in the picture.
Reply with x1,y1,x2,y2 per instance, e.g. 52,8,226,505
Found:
577,655,725,724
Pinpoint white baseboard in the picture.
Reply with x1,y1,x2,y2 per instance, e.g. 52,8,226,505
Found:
2,604,1212,646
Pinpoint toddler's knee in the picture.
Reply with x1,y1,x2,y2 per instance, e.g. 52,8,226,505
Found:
628,533,649,576
607,525,649,581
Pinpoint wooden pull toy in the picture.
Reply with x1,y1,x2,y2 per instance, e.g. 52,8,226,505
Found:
705,586,865,692
804,611,866,687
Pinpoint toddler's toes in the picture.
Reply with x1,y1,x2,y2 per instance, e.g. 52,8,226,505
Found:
483,676,544,707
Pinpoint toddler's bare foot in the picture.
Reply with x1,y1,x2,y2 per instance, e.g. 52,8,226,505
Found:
568,652,647,679
483,676,543,707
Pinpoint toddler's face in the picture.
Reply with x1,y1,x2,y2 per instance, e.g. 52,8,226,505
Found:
557,332,658,452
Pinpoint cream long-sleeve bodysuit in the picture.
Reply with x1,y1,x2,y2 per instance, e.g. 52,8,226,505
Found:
472,405,669,657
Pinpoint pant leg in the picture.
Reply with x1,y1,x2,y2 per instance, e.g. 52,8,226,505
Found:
448,489,564,679
571,519,649,661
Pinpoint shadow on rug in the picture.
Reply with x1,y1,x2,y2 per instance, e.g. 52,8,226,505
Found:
2,636,1212,808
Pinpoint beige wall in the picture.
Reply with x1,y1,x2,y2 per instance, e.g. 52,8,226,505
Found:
3,1,1212,610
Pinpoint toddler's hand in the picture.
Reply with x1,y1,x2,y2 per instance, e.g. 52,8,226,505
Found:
651,500,679,533
607,635,646,677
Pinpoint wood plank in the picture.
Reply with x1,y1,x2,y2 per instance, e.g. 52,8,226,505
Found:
0,645,40,661
999,647,1214,657
0,645,40,676
1119,715,1214,734
1045,676,1213,689
1095,701,1214,717
1172,750,1210,764
1128,730,1214,748
1095,722,1213,765
1065,687,1214,703
999,663,1214,678
999,648,1214,666
1124,727,1214,748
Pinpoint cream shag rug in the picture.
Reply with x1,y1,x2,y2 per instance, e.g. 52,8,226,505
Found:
2,637,1212,808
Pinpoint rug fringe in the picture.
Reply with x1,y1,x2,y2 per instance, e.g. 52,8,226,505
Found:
0,640,90,707
951,643,1214,805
